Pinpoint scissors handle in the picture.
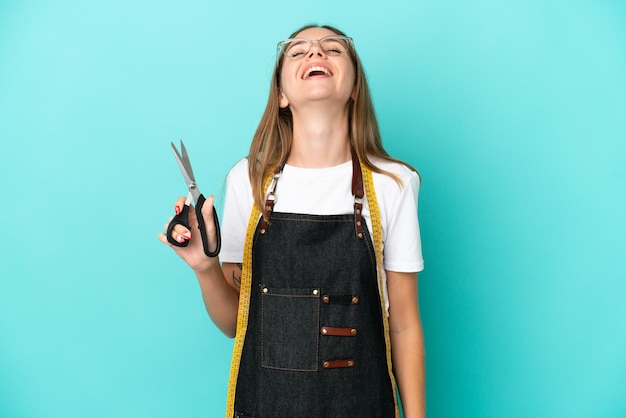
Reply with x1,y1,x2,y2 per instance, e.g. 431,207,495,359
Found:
166,194,221,258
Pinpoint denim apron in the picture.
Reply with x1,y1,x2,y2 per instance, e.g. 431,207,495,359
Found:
231,153,397,417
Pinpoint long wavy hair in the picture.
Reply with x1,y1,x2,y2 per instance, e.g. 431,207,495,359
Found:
248,24,415,218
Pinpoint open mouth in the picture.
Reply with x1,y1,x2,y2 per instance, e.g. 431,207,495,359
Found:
303,65,332,79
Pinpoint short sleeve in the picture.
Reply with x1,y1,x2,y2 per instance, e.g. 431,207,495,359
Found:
381,170,424,273
219,158,253,263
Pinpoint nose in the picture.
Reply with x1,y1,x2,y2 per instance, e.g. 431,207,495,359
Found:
307,40,326,58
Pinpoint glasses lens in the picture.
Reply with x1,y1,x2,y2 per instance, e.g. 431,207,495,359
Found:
321,37,350,56
283,40,310,59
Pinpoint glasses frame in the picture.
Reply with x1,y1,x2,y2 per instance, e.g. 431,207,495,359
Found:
277,35,354,60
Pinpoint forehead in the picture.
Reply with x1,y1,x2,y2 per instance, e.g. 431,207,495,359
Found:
293,27,340,40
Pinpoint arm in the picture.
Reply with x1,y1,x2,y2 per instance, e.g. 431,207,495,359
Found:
159,195,240,338
387,270,425,418
194,261,240,338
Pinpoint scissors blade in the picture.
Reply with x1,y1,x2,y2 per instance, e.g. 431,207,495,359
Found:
171,141,201,203
178,140,197,181
171,141,195,181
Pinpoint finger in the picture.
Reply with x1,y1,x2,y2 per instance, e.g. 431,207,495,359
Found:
173,196,187,215
199,195,219,252
157,232,172,246
163,217,192,243
168,223,192,243
158,227,190,246
201,194,215,219
198,194,215,232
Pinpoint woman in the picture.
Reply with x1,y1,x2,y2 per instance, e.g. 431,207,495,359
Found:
159,24,425,418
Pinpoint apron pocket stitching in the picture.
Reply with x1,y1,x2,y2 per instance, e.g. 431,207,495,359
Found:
260,286,320,371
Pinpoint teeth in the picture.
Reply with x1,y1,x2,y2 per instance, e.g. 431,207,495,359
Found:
304,66,331,79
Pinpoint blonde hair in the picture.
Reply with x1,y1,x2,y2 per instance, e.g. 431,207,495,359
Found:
248,24,415,218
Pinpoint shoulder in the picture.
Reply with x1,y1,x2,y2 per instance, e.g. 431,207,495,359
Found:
224,157,253,208
369,156,420,191
226,157,250,185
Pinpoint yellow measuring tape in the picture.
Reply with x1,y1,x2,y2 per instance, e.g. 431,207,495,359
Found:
224,164,398,417
224,173,270,418
362,164,401,418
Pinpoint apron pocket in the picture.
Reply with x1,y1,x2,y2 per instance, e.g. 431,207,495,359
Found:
260,286,320,371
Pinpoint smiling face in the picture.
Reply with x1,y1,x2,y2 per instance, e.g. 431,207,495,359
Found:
278,27,356,109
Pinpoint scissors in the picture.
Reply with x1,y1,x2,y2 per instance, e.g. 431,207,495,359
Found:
166,140,221,257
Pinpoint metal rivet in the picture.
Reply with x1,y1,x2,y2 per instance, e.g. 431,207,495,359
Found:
262,288,268,293
260,229,266,234
356,208,361,214
352,296,359,304
357,233,363,239
322,295,329,304
347,360,354,367
323,361,330,368
265,205,271,211
321,327,328,335
312,289,318,295
356,221,361,226
351,329,357,336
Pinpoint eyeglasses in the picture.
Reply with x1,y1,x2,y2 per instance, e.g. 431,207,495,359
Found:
277,35,353,60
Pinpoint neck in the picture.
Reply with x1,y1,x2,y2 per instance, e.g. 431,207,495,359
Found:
286,102,351,168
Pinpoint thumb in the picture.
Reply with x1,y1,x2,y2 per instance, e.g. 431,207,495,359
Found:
198,194,220,255
201,194,215,219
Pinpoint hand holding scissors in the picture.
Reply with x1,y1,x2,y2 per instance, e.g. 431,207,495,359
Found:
166,140,221,257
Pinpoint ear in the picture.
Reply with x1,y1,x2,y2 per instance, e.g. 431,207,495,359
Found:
279,91,289,108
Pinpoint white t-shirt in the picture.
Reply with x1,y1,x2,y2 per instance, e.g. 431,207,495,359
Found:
220,157,424,310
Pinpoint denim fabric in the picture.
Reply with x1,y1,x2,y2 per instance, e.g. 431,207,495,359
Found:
234,213,395,418
261,286,320,371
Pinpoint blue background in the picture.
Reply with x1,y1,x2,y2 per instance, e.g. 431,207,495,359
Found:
1,0,625,417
